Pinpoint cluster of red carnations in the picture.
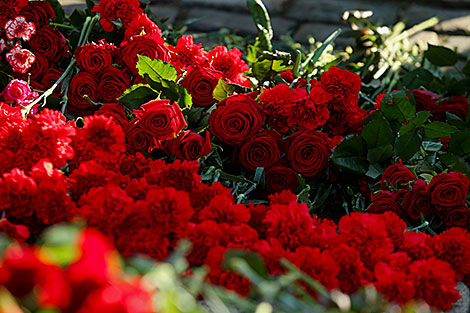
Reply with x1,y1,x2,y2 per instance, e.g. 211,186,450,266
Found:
208,66,365,193
369,163,470,230
0,103,469,311
0,228,154,312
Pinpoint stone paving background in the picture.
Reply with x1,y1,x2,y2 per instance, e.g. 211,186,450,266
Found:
60,0,470,54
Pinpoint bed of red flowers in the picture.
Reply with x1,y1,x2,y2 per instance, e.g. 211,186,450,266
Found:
1,0,470,312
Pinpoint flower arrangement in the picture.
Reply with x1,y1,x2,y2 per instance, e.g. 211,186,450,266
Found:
0,0,470,311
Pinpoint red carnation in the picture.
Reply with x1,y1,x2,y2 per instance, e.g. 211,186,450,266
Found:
170,35,207,72
124,12,162,41
92,0,142,32
207,46,250,87
409,258,460,311
320,66,361,104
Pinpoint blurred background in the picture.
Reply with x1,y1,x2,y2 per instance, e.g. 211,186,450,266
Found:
59,0,470,54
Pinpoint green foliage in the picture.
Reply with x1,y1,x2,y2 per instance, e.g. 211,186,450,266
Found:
247,0,273,51
424,44,459,67
331,135,368,174
119,84,160,110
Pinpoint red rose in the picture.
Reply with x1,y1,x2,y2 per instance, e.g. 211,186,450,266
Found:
380,163,416,191
135,99,186,141
428,172,469,210
75,41,114,73
286,129,330,178
239,131,281,172
368,191,402,217
96,102,128,128
120,34,170,76
265,164,299,194
0,0,28,28
67,71,100,116
209,94,264,145
97,67,131,102
402,179,434,220
124,119,153,152
445,205,470,229
180,66,224,107
165,131,212,161
29,26,68,63
432,95,469,121
39,68,64,97
411,89,438,112
19,1,55,28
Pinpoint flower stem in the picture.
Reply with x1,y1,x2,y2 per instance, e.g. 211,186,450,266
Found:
49,22,76,30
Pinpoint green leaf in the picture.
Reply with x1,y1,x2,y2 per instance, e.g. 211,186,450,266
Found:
422,121,457,138
411,111,431,127
69,9,87,28
311,184,332,209
213,79,236,101
331,135,369,174
247,0,273,51
463,58,470,77
360,113,394,148
402,68,434,89
394,130,422,161
223,249,269,280
440,153,470,178
119,84,159,110
136,55,177,83
366,163,384,179
367,145,394,164
448,130,470,155
422,140,444,152
399,111,431,135
176,85,192,110
302,29,342,69
446,112,467,129
85,0,96,14
380,90,416,123
47,0,65,23
424,44,459,67
252,59,273,81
